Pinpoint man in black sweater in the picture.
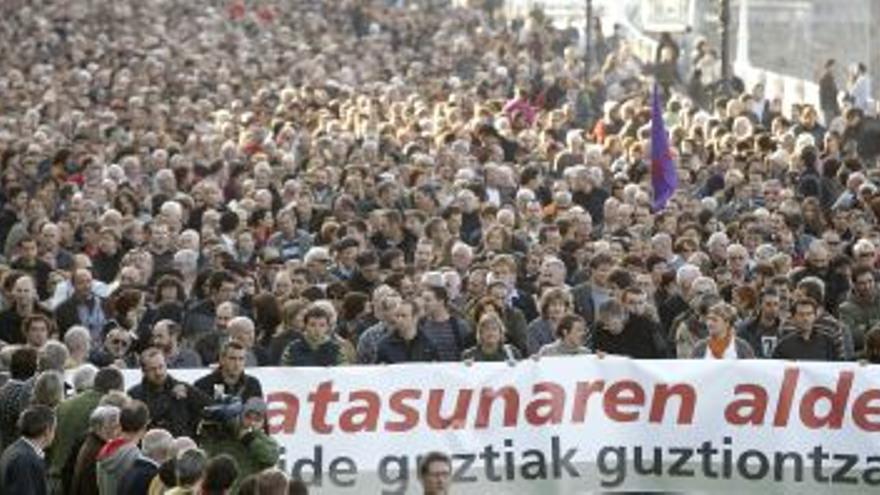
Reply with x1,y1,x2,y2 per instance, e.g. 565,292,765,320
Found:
773,298,840,361
195,341,263,402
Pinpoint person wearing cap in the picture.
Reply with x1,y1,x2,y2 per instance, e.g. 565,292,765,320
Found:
198,396,279,488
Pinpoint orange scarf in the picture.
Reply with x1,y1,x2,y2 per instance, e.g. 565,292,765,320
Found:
708,330,733,359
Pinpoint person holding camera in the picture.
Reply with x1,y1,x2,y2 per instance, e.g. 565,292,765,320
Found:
199,397,280,488
128,348,212,438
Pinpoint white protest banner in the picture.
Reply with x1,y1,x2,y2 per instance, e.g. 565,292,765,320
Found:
123,357,880,493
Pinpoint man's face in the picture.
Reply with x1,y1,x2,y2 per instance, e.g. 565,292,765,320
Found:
73,271,92,298
809,249,830,271
360,262,380,283
216,304,235,332
151,224,170,251
142,353,168,386
99,233,118,255
420,290,441,315
230,325,255,349
26,321,49,348
591,262,613,288
14,278,35,305
304,316,329,343
220,348,246,378
564,321,586,346
393,304,417,336
41,226,59,248
793,304,817,331
760,295,781,320
624,292,648,315
854,272,876,298
338,247,358,268
539,262,564,287
290,273,308,297
420,460,452,495
20,240,38,261
414,243,433,268
151,324,172,352
214,281,237,304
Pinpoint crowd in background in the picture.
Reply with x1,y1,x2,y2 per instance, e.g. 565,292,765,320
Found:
1,0,880,493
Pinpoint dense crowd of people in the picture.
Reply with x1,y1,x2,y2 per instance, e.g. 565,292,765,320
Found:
0,0,879,493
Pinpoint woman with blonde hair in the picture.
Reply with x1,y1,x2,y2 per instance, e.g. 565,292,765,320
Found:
461,313,521,362
691,302,756,359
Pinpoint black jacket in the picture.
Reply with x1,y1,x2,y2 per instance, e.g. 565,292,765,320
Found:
128,376,211,438
0,438,48,495
594,315,665,359
376,330,439,364
116,456,158,495
55,296,105,337
280,338,345,367
194,369,263,403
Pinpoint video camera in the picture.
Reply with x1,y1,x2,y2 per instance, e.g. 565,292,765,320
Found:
200,394,243,437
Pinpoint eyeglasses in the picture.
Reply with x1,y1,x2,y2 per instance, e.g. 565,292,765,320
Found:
110,338,130,347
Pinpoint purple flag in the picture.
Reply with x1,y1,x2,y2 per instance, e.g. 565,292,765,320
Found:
651,84,678,211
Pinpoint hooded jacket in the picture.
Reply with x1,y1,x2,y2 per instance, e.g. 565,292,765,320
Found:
96,437,140,495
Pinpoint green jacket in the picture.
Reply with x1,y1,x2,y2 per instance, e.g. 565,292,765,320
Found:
49,389,102,480
838,294,880,352
201,428,280,489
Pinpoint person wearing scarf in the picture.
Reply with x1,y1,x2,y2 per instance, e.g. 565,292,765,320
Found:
691,302,756,359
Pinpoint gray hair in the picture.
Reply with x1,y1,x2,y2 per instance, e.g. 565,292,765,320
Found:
176,448,208,487
141,429,174,463
63,326,91,355
37,341,69,372
89,405,120,432
31,371,65,408
227,316,255,335
173,248,199,272
171,436,198,457
98,390,130,409
303,246,330,265
72,364,98,393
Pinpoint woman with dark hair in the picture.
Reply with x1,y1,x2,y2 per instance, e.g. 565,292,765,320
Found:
138,275,187,339
861,326,880,364
248,208,275,248
252,292,283,365
538,314,591,356
337,291,370,342
526,287,571,356
105,287,146,334
268,299,310,365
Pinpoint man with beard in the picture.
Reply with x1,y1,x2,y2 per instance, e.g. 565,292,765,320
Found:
150,320,202,369
128,349,211,438
193,301,239,365
182,270,237,341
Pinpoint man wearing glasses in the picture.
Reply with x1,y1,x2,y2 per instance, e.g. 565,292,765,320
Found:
419,451,452,495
